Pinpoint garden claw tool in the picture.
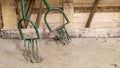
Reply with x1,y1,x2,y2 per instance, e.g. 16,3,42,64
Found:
56,26,72,45
18,0,41,63
43,0,72,45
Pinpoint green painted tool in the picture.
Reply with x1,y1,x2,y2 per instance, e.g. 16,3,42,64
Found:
18,0,71,62
18,0,41,63
43,0,72,44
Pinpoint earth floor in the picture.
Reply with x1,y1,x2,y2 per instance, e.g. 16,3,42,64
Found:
0,38,120,68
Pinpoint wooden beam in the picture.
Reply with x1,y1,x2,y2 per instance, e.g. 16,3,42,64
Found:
26,0,35,18
24,0,35,28
15,0,25,28
33,6,120,13
74,6,120,12
25,0,31,13
63,0,73,3
35,0,43,28
0,4,3,29
15,0,21,19
85,0,100,28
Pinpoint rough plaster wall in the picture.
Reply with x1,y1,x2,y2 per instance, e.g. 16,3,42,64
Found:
48,0,62,5
27,12,120,37
30,13,64,30
74,12,120,29
24,0,120,37
31,12,120,29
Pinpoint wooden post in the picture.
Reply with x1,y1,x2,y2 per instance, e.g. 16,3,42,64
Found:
15,0,25,28
24,0,35,28
25,0,31,13
35,0,43,28
1,0,18,30
85,0,100,28
63,0,74,31
0,4,3,29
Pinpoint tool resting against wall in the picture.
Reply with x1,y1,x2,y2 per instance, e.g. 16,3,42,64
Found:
18,0,41,63
43,0,72,45
18,0,71,62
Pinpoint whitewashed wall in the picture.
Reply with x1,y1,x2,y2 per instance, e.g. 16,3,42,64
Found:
31,12,120,28
74,12,120,28
30,12,120,37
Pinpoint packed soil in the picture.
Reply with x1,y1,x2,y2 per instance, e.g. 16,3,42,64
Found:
0,38,120,68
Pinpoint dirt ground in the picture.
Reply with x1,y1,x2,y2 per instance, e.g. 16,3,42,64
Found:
0,38,120,68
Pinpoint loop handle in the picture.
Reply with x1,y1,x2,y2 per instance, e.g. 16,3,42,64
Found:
18,19,40,40
43,0,70,32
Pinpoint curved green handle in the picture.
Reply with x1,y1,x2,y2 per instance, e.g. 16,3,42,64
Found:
18,0,40,40
21,0,26,19
43,0,70,32
18,18,40,40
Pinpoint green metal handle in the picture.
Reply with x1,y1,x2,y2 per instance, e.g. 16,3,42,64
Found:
21,0,26,19
43,0,70,32
18,0,40,40
18,19,40,40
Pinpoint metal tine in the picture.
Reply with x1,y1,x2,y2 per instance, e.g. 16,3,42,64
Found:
23,40,29,60
63,27,72,41
63,37,69,45
61,28,69,40
27,40,31,61
65,31,71,43
24,40,26,47
23,39,40,63
29,39,35,62
35,39,39,59
62,28,71,44
56,29,67,45
63,34,70,45
58,29,69,45
32,39,35,59
57,30,65,44
60,38,68,45
61,29,69,44
61,28,71,44
64,35,70,44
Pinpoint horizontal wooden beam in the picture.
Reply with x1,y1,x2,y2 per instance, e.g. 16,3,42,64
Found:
33,3,120,8
16,1,120,13
74,6,120,12
32,6,120,14
17,0,120,8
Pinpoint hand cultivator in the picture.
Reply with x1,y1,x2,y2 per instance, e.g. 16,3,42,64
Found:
43,0,71,45
18,0,41,63
18,0,71,63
